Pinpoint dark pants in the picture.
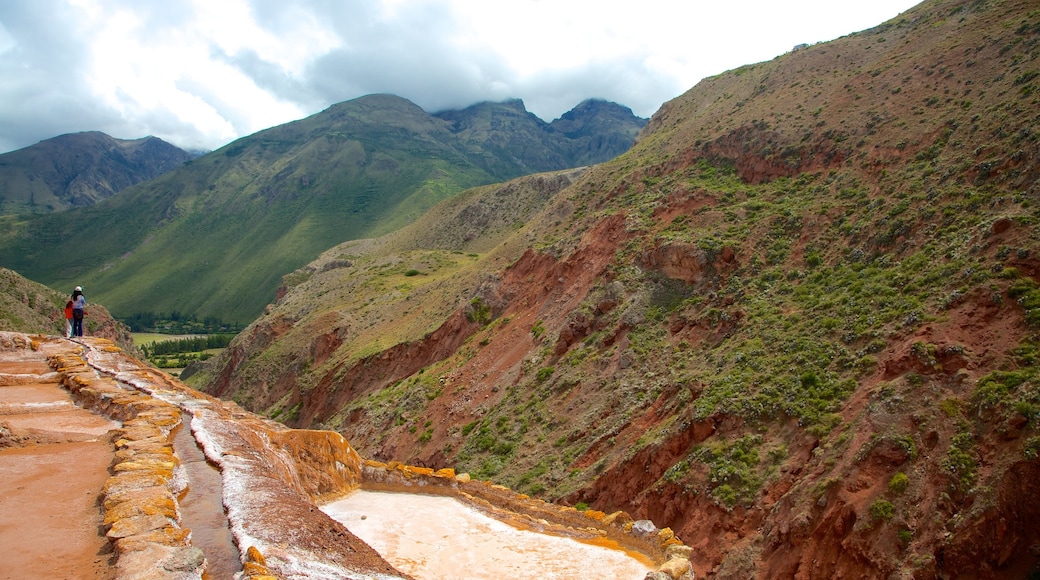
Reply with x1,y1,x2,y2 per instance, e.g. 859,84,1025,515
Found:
73,309,84,337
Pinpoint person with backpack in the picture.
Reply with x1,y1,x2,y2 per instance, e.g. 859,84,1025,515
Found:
71,286,87,337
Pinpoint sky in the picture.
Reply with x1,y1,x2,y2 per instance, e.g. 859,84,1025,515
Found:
0,0,922,154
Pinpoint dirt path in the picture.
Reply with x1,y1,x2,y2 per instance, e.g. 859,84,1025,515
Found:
0,342,120,580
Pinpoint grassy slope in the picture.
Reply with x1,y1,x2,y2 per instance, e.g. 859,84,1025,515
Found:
0,267,135,350
187,168,584,398
195,0,1040,576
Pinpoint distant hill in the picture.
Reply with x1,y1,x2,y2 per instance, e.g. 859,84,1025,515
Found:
191,0,1040,577
0,95,645,325
0,267,134,350
435,98,645,175
0,132,193,214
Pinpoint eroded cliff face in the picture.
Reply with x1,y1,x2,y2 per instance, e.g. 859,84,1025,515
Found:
196,0,1040,576
203,192,1040,577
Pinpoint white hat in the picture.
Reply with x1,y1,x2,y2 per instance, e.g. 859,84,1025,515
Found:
74,286,82,291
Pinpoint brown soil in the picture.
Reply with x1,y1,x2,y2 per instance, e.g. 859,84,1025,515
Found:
0,343,118,580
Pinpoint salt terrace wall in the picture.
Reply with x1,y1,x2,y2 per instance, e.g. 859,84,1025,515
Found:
20,334,693,579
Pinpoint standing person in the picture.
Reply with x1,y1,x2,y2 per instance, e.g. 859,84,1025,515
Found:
71,286,87,337
63,299,74,338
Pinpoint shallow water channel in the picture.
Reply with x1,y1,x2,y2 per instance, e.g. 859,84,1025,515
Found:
322,490,653,580
173,417,241,579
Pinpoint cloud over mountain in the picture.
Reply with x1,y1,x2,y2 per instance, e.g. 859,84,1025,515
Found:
0,0,919,154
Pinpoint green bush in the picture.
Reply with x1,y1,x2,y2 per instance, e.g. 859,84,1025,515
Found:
889,472,909,494
536,366,555,383
870,499,895,521
942,432,977,492
1024,436,1040,460
467,297,493,326
531,320,546,340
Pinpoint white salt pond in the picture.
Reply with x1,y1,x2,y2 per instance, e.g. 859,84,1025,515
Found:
322,490,654,580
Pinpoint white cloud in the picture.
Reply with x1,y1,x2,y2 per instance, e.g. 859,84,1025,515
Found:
0,0,922,154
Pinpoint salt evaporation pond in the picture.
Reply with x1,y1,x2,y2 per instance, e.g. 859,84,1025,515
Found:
322,490,654,580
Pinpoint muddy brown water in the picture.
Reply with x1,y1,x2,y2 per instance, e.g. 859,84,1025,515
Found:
173,416,241,579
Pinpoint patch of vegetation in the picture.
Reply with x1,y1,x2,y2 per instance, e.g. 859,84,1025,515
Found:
941,431,978,493
531,320,546,340
271,401,302,423
140,334,235,357
970,339,1040,429
1025,436,1040,460
466,297,493,326
690,435,779,508
870,498,895,521
889,472,910,494
123,312,242,334
535,366,555,383
664,459,691,484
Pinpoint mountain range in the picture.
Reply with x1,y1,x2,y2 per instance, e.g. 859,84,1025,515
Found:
0,131,193,214
187,0,1040,576
0,97,645,325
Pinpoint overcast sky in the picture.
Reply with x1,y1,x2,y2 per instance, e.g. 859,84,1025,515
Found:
0,0,922,154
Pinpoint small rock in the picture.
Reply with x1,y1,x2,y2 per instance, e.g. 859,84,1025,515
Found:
660,556,693,579
665,544,694,560
632,519,657,536
106,513,170,539
162,546,206,572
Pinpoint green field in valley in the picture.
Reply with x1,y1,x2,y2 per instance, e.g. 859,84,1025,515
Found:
132,332,234,374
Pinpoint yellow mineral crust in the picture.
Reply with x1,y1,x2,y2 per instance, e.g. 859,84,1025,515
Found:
45,339,200,579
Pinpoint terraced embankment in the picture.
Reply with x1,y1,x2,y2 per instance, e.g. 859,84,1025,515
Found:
0,333,694,579
0,333,118,579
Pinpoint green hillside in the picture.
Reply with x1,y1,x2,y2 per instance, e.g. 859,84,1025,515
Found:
0,95,645,325
0,132,192,214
